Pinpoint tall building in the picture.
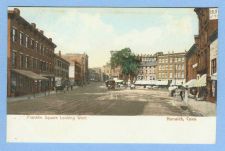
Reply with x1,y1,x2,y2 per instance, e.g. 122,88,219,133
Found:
156,52,186,85
62,53,89,86
136,54,157,81
194,8,218,102
8,8,56,96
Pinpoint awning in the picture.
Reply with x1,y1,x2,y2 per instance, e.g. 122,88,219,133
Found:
170,80,185,86
195,74,207,87
12,69,48,80
156,80,168,86
211,73,217,80
40,73,55,77
135,80,157,85
115,80,123,83
183,79,197,88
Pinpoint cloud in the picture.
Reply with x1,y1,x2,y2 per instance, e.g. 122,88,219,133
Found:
16,7,198,67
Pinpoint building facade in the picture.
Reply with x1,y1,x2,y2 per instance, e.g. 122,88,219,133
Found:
209,30,218,100
89,68,102,82
54,51,70,81
136,54,157,81
8,8,56,96
62,53,89,86
156,52,186,85
194,8,218,102
185,43,198,82
101,63,111,81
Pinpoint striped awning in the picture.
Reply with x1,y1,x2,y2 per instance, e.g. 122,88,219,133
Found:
195,74,207,87
183,79,197,88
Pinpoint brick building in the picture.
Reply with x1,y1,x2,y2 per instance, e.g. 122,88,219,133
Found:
185,43,198,82
8,8,56,96
62,53,89,86
136,54,157,81
54,51,70,81
157,52,186,85
194,8,218,102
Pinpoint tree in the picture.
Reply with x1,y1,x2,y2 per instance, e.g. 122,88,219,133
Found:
110,48,140,83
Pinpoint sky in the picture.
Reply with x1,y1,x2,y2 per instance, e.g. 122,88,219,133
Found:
10,7,199,68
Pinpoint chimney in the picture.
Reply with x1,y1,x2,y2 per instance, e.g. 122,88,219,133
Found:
40,30,44,34
31,23,36,28
14,8,20,16
59,51,61,57
49,38,52,42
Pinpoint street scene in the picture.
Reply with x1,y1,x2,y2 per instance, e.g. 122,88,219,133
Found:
7,7,218,116
8,82,213,116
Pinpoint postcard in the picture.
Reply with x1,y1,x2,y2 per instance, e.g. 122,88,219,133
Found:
0,3,221,147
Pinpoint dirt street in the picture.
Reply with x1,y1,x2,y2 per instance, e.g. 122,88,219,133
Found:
7,82,202,116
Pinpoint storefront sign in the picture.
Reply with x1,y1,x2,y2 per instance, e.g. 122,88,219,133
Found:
209,8,218,20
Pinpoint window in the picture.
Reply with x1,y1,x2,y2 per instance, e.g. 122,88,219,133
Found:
165,65,168,70
39,44,42,53
25,56,28,69
165,58,168,63
35,41,38,52
170,73,172,78
182,57,184,62
30,39,35,49
42,46,45,55
20,55,24,68
182,64,184,70
19,32,23,45
11,28,17,42
25,36,28,48
33,58,36,69
12,52,16,68
174,58,177,62
181,72,184,79
211,59,217,74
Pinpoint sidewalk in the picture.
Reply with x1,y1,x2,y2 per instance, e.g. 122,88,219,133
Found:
187,98,216,116
7,86,80,102
7,91,56,102
172,96,216,116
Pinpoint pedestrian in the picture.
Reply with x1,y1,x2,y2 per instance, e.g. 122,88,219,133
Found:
180,89,183,101
184,86,189,104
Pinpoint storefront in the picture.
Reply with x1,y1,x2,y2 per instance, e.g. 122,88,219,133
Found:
10,69,48,96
